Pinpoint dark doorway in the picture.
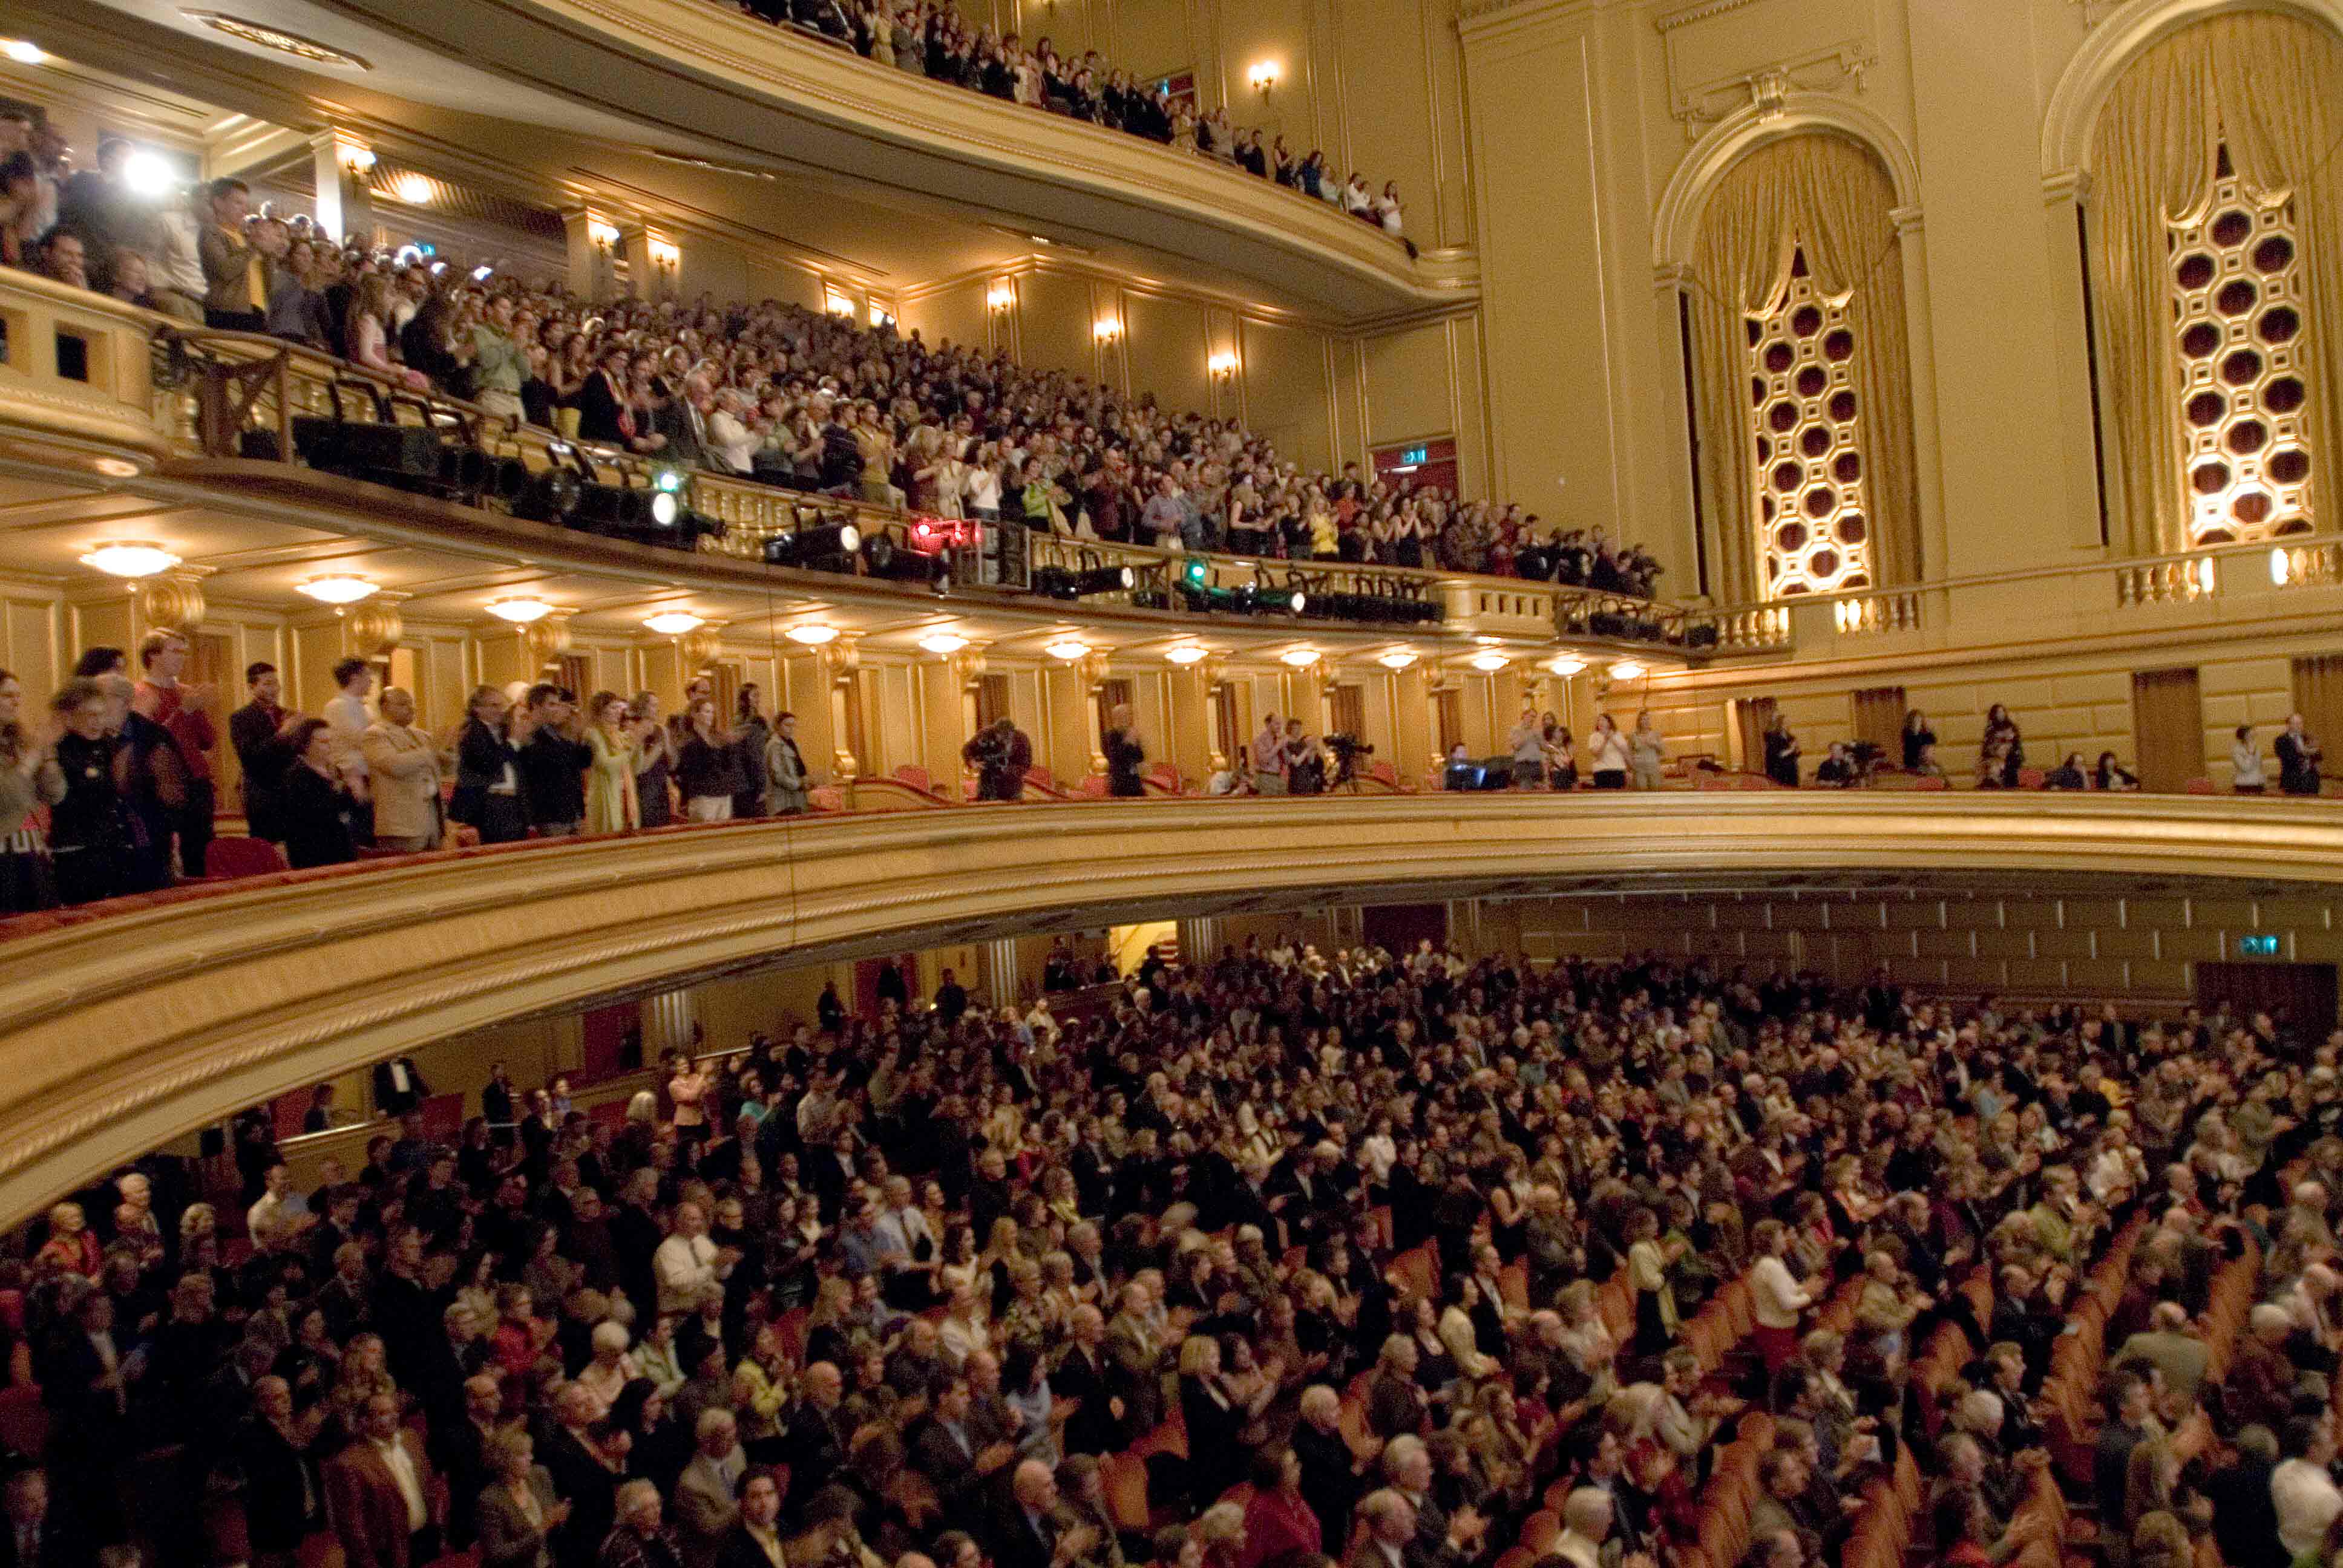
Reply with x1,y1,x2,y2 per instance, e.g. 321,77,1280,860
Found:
1363,903,1448,955
2197,960,2338,1036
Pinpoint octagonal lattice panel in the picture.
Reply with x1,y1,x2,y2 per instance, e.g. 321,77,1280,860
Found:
2171,172,2313,544
1747,253,1874,597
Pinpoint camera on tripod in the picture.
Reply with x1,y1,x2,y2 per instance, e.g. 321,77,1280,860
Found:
1326,733,1373,788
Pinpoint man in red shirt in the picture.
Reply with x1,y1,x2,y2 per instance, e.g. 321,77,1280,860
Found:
131,627,217,878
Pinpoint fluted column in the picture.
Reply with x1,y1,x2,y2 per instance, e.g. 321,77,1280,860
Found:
643,989,698,1060
1176,916,1221,967
981,938,1021,1008
1392,662,1434,782
1168,660,1216,789
919,647,985,799
309,132,376,247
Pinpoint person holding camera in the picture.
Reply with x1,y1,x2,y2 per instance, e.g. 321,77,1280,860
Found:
964,716,1032,802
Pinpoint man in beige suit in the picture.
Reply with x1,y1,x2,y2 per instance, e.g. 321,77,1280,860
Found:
361,687,446,852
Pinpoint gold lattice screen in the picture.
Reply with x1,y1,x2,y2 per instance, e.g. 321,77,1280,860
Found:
1748,253,1873,596
2171,172,2312,544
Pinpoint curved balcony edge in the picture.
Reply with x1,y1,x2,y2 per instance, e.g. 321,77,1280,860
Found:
0,792,2339,1225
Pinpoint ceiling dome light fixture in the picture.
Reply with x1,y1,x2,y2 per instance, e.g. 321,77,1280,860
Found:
1469,650,1510,671
1547,655,1587,676
1609,659,1647,682
485,596,555,624
1046,639,1092,662
1377,649,1419,670
79,542,180,578
179,11,372,68
785,623,840,645
91,457,142,479
918,633,970,655
1,39,46,65
1164,645,1210,666
1279,647,1320,668
643,611,705,636
297,573,379,605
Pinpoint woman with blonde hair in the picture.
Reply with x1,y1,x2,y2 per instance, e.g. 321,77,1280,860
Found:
34,1204,99,1278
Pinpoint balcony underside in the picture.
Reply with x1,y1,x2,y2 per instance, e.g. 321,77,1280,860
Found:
0,791,2336,1226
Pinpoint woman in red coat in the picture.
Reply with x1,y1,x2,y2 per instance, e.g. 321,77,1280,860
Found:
1234,1448,1324,1568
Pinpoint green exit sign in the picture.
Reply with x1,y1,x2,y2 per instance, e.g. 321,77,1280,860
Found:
2238,933,2281,956
1398,445,1428,466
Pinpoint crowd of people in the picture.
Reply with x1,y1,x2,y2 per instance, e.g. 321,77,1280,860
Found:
1748,707,2325,795
713,0,1408,240
0,929,2335,1568
0,105,1663,595
0,632,821,913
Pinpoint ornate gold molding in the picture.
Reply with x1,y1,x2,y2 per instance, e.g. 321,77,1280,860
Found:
5,794,2343,1225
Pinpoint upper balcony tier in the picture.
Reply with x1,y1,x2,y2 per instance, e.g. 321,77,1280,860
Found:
0,270,1691,674
31,0,1476,322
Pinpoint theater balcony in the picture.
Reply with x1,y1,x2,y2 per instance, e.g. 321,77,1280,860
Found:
17,0,1476,321
2,791,2340,1228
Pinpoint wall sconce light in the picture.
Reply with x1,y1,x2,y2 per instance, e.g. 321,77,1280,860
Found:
1164,645,1210,666
1,39,47,65
986,284,1016,312
586,216,620,252
825,292,857,319
643,610,704,636
391,171,434,206
646,235,680,270
1246,59,1280,96
1208,351,1239,381
336,139,377,172
1377,649,1419,670
1093,316,1121,343
1046,639,1092,662
2272,546,2295,586
1547,654,1587,677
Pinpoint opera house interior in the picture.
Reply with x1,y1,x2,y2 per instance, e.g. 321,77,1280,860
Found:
15,0,2343,1566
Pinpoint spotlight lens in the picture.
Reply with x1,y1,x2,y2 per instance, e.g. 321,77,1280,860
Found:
1288,590,1306,613
836,524,861,553
650,491,680,526
1184,558,1209,587
121,150,177,198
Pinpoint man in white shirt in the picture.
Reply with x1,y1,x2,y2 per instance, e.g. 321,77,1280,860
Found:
2274,1415,2343,1558
325,1391,433,1568
654,1201,733,1316
246,1161,309,1252
322,656,375,801
1554,1487,1613,1568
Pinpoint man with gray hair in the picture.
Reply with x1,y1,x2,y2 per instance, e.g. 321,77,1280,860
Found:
1344,1490,1417,1568
2226,1304,2302,1433
1554,1487,1613,1568
598,1478,681,1568
2114,1301,2209,1410
672,1408,744,1568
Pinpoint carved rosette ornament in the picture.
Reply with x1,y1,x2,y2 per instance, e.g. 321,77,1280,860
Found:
344,601,404,658
520,615,571,671
140,577,206,636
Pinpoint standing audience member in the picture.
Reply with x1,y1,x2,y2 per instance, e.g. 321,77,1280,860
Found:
2278,714,2324,797
230,661,290,844
131,627,217,879
361,687,446,852
522,685,591,837
450,685,531,846
277,716,363,869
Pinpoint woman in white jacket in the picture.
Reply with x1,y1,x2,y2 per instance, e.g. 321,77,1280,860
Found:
1749,1217,1819,1374
2233,723,2267,793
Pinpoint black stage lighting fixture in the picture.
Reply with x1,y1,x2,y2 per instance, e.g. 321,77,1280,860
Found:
863,531,950,586
764,520,862,571
514,465,583,523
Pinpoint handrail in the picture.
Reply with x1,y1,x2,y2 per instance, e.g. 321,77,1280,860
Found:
157,326,1709,652
5,792,2343,1225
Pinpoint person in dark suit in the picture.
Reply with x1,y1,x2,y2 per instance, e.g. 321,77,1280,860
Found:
275,717,360,869
2279,713,2324,796
1052,1307,1118,1457
712,1469,786,1568
572,351,634,446
448,685,531,846
228,661,289,843
372,1057,433,1120
238,1376,326,1566
476,1426,567,1568
0,1469,68,1568
775,1363,847,1512
990,1460,1093,1568
436,1373,508,1550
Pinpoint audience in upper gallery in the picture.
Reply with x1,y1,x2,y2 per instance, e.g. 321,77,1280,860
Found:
721,0,1407,244
0,102,1663,598
3,937,2330,1568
